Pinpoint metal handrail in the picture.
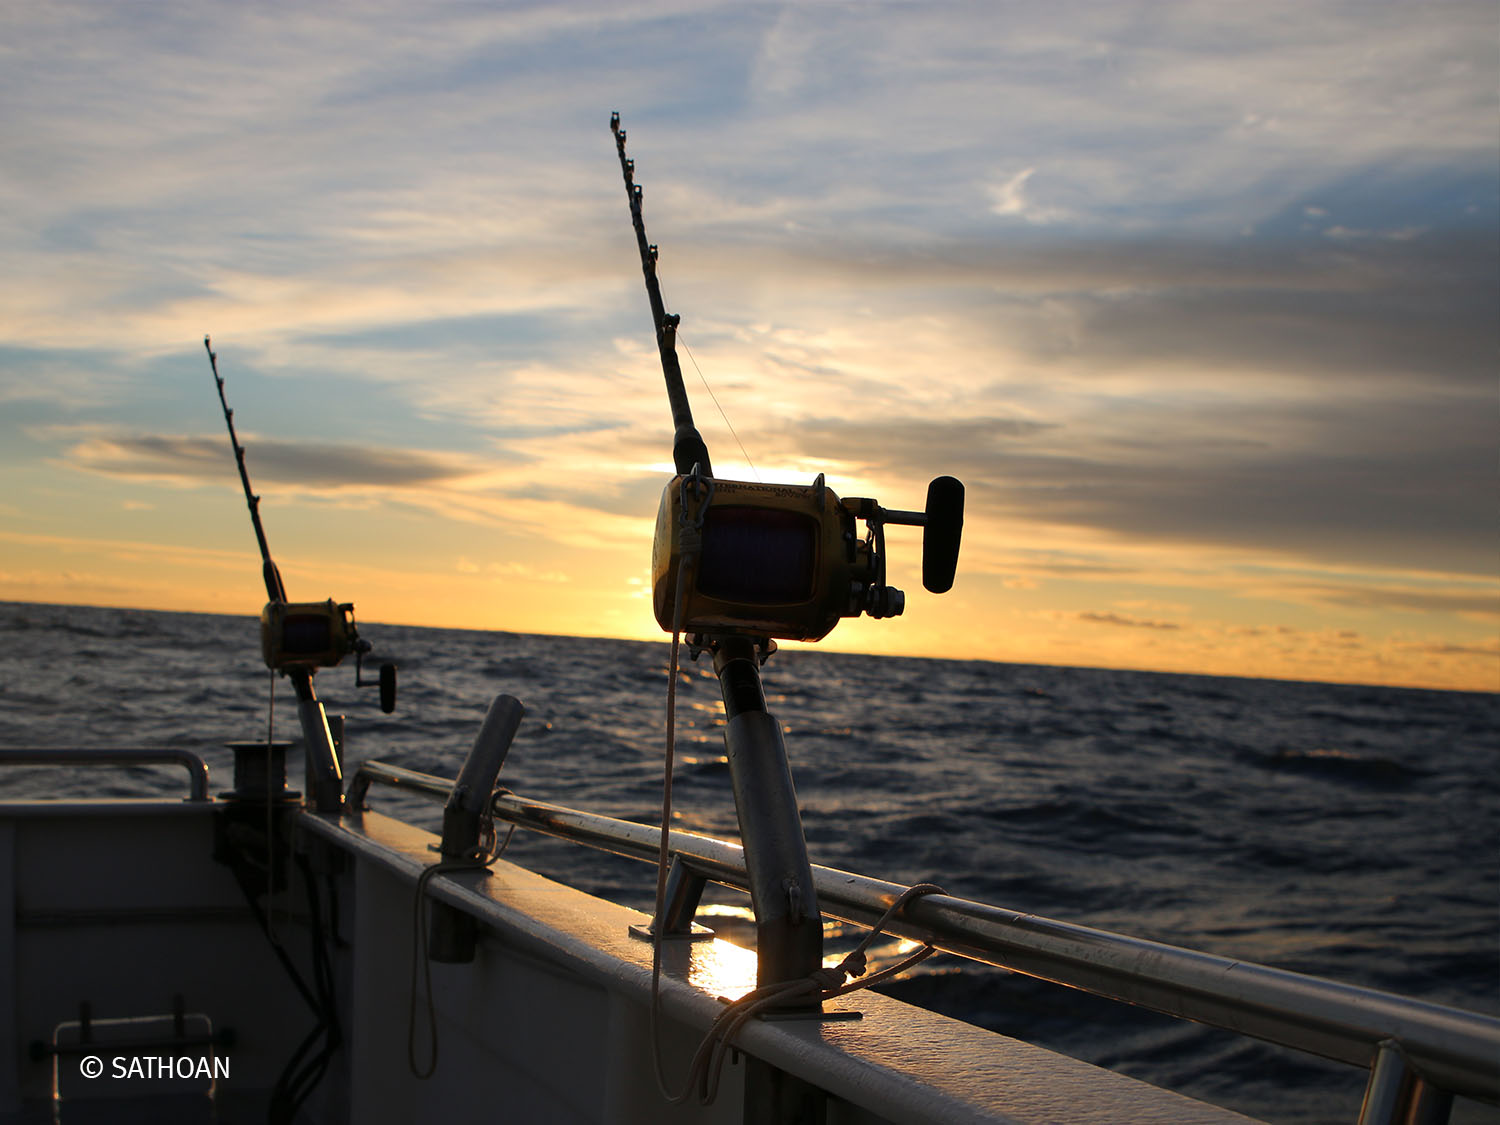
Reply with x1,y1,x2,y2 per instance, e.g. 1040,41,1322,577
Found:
351,760,1500,1106
0,748,211,801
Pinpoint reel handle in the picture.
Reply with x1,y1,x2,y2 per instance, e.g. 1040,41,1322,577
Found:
355,648,399,713
922,476,964,594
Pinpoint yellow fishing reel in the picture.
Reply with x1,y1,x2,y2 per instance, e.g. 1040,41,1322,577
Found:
259,599,360,671
651,471,964,642
259,599,396,711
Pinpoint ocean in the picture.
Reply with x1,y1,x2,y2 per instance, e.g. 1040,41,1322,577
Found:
1,599,1495,1124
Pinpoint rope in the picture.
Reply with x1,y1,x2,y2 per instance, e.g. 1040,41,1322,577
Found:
649,550,695,1099
664,881,947,1106
406,801,511,1079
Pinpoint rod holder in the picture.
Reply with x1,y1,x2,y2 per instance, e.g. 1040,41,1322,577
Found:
440,694,525,860
429,693,525,965
714,637,823,1002
630,855,715,942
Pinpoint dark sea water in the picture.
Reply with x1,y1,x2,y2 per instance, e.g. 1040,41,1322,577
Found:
2,600,1496,1124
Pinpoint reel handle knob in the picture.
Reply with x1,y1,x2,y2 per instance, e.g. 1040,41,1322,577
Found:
378,663,397,714
922,476,964,594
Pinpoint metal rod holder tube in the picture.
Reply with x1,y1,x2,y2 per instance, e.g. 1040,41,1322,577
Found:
441,694,524,859
658,855,708,934
722,709,822,991
427,694,525,964
309,714,345,806
715,638,822,997
631,855,714,942
293,691,343,813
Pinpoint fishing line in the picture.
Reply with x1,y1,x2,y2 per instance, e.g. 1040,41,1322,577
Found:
657,277,758,481
266,668,279,939
676,330,760,483
648,550,693,1101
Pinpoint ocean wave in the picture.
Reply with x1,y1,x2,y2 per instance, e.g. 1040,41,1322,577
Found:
1256,746,1427,788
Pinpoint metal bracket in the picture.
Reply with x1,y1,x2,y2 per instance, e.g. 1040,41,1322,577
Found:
630,856,716,942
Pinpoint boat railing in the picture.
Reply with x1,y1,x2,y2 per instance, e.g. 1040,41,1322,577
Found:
0,747,211,801
349,758,1500,1120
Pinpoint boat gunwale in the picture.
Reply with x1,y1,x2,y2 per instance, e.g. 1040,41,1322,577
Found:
298,803,1261,1125
350,758,1500,1107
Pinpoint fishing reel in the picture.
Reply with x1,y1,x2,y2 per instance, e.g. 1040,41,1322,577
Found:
259,599,397,712
651,471,964,643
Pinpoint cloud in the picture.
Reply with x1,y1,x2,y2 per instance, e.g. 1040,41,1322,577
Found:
1079,611,1181,630
1322,226,1428,242
749,375,1496,581
60,432,479,491
686,217,1498,387
1406,641,1500,659
1282,583,1500,619
987,168,1070,225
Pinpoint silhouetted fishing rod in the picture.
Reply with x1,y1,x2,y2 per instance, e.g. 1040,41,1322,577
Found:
201,337,396,812
610,112,712,478
205,336,288,604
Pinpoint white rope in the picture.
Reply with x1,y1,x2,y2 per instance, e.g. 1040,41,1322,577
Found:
660,881,946,1106
407,801,511,1079
649,551,694,1099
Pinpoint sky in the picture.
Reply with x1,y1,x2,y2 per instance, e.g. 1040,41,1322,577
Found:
1,1,1496,691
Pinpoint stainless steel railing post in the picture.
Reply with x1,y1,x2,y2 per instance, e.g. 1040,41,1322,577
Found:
1360,1041,1455,1125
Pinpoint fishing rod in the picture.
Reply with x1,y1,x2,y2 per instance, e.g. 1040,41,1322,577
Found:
609,113,965,646
611,113,712,479
203,337,396,811
206,337,289,604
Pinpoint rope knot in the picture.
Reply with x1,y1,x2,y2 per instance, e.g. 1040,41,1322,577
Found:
808,966,848,992
838,949,868,980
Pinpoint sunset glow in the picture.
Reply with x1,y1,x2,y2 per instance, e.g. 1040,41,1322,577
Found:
1,2,1495,692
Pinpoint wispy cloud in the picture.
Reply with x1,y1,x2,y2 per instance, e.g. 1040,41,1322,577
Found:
987,168,1071,225
1079,611,1182,630
59,431,480,491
